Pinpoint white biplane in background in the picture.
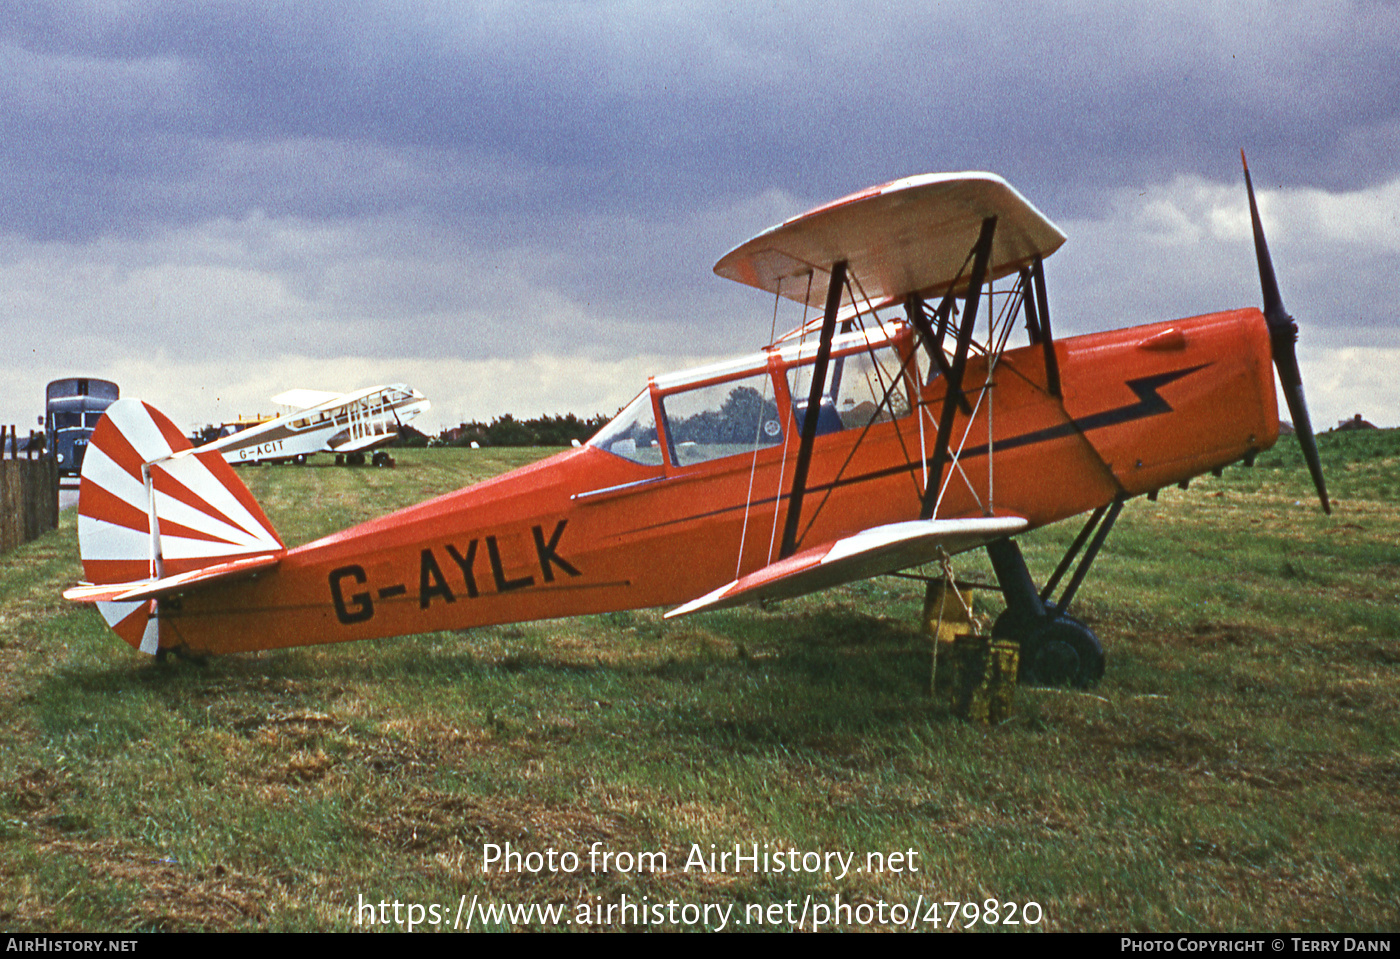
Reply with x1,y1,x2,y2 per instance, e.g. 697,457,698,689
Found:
200,384,430,467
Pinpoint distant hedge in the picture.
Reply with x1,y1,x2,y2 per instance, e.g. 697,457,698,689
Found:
431,413,611,448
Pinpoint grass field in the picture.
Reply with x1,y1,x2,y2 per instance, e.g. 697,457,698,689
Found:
1,435,1396,932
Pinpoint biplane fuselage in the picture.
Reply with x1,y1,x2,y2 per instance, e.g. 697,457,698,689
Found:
73,169,1317,676
145,305,1276,655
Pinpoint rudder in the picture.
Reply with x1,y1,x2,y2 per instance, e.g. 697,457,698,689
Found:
73,399,284,653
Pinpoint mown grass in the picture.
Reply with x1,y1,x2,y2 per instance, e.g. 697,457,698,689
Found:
1,438,1396,932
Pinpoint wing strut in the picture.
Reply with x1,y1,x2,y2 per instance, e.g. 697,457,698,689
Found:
779,260,847,559
919,216,998,520
1018,258,1061,397
1032,258,1061,398
903,292,972,414
1021,267,1042,345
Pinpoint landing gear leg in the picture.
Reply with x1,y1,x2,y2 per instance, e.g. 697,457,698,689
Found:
986,531,1110,688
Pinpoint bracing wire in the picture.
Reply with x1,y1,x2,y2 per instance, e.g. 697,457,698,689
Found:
735,277,786,578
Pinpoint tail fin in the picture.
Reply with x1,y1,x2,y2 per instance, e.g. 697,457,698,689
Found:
69,399,284,653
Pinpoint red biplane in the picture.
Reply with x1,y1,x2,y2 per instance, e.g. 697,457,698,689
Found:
65,157,1329,686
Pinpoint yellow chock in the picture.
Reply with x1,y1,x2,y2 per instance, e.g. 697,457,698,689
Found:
940,635,1019,724
923,577,972,647
924,578,1018,723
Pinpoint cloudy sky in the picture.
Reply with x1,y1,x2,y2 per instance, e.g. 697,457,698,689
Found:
3,0,1398,436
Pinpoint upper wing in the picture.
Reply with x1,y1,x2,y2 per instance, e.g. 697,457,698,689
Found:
272,388,343,409
715,172,1066,309
665,515,1028,618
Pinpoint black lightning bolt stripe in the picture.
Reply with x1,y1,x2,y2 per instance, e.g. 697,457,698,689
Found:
628,364,1211,535
954,364,1209,459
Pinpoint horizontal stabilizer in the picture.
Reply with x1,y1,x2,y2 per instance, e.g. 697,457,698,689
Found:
65,552,281,604
666,515,1028,618
715,173,1066,308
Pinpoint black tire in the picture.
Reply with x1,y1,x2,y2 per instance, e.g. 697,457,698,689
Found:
1022,618,1105,688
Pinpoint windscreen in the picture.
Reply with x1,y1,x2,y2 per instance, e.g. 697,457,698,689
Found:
589,391,663,466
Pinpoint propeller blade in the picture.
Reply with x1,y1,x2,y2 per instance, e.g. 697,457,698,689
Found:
1242,152,1331,514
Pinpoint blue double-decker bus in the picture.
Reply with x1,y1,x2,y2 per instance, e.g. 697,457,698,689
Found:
46,378,119,476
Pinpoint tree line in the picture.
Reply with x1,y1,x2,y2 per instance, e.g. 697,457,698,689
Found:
419,412,611,448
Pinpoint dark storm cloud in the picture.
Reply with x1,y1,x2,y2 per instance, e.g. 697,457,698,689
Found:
4,1,1397,244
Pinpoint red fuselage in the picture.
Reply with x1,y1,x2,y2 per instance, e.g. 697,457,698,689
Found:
156,308,1277,655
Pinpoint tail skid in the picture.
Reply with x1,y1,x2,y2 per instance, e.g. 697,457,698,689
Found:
67,399,285,654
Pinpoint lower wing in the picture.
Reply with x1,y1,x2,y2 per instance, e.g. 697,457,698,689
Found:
666,515,1027,617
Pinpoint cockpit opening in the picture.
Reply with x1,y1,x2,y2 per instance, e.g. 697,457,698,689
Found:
589,321,919,467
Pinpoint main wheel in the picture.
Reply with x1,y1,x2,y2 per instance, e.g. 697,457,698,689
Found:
1022,618,1105,688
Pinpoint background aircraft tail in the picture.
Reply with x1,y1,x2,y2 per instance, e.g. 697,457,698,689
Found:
72,399,285,653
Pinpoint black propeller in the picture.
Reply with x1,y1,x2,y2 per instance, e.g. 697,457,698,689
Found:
1242,151,1331,514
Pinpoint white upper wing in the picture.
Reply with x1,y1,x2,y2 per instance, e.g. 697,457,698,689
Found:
715,172,1066,309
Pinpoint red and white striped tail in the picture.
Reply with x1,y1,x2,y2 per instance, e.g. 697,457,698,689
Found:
74,399,285,653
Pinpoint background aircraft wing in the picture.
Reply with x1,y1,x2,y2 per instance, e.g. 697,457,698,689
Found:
331,435,394,452
272,389,343,409
714,172,1066,308
665,515,1028,618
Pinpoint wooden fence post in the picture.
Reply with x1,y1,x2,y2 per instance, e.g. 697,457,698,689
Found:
0,426,60,554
